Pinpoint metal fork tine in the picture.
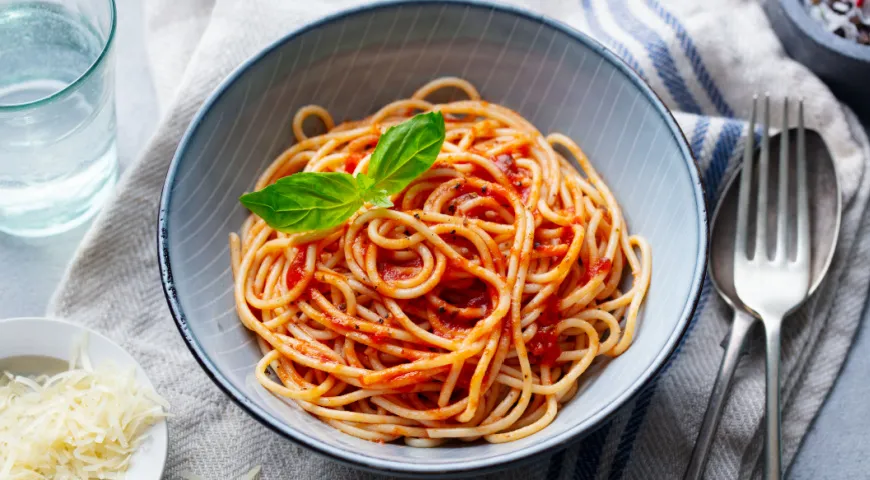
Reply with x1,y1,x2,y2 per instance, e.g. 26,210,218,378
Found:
775,98,789,262
729,97,815,480
795,99,810,265
755,95,771,261
735,97,757,261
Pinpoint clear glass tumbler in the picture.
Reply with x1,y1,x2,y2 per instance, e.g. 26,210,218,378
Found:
0,0,118,237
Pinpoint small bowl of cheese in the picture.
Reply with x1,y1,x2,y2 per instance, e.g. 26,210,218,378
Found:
0,317,168,479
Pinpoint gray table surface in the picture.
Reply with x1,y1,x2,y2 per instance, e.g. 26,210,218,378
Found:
0,1,867,477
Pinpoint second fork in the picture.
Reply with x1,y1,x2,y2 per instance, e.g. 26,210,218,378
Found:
733,96,811,480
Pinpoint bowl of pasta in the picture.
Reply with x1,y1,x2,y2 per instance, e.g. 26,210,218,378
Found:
158,0,707,475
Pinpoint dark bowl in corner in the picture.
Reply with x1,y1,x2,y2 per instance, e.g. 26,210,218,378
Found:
764,0,870,117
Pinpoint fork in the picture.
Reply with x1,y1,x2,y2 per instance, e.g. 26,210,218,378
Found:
733,96,810,479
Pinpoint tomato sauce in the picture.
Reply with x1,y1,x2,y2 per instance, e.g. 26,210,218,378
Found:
492,153,530,202
452,182,510,220
455,363,488,389
525,296,563,366
285,247,309,287
493,154,517,176
322,305,394,349
429,279,496,337
455,181,494,199
442,261,467,281
528,328,561,366
441,279,494,315
374,368,444,387
344,152,363,174
367,329,391,345
580,258,612,286
393,297,427,321
321,311,352,336
380,256,423,282
538,296,561,328
321,304,391,347
435,314,473,335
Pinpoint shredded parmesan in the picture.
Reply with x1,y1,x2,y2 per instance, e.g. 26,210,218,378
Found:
0,338,168,479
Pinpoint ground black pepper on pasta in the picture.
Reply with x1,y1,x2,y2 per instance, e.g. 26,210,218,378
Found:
229,77,651,446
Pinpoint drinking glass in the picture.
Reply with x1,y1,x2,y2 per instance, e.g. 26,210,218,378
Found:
0,0,118,237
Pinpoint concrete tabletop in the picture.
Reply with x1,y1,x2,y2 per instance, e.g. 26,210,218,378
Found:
0,0,866,477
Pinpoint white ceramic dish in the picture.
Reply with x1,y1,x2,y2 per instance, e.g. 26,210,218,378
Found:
0,317,168,480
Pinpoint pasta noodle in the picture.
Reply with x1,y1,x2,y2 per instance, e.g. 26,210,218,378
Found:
230,77,651,445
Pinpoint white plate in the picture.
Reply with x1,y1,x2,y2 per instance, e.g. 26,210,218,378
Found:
0,317,168,480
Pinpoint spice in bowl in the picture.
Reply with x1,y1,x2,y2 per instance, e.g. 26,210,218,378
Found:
805,0,870,44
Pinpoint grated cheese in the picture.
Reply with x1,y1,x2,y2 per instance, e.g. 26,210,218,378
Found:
0,338,168,479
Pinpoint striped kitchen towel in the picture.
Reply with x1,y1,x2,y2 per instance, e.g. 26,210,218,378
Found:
560,2,870,479
49,0,870,479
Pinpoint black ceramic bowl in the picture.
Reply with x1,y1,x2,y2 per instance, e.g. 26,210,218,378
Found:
765,0,870,117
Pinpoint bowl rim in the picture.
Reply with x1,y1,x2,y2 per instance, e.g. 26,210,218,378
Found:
157,0,708,475
775,0,870,62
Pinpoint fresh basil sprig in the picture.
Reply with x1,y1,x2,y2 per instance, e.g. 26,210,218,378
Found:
240,111,445,233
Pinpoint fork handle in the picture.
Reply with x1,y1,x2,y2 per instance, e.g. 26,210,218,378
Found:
763,318,782,480
683,309,755,480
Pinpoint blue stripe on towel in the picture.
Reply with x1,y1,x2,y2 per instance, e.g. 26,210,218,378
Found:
604,122,744,479
572,418,614,479
705,120,743,202
607,0,702,114
643,0,734,117
579,0,647,79
565,3,746,477
607,277,712,479
690,117,710,158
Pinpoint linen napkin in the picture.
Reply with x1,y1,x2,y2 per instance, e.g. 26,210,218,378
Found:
49,0,870,479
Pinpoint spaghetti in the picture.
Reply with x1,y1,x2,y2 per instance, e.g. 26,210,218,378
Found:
230,77,651,446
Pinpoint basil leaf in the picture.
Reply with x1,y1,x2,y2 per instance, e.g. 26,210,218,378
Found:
354,174,391,207
240,172,363,233
354,173,375,191
362,189,393,208
367,111,445,195
240,112,446,233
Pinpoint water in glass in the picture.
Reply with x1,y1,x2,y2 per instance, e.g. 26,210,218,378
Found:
0,1,117,237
